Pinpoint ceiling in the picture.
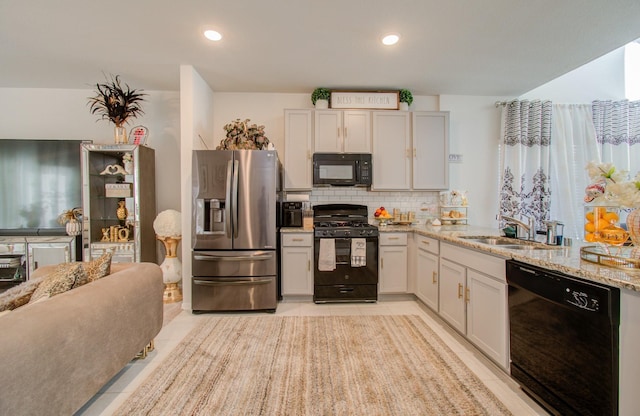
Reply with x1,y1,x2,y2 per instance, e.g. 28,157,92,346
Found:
2,0,640,96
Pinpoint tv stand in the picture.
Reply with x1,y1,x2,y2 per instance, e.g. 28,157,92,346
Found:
0,235,77,280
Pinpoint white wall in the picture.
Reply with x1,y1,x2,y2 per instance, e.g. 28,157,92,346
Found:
521,46,627,102
179,65,215,310
0,87,181,214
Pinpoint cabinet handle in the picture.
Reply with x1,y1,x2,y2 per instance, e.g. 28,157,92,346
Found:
413,148,417,158
405,149,410,158
307,150,311,159
337,127,341,138
421,240,430,245
465,287,470,303
308,260,311,272
432,271,437,283
292,238,303,242
388,237,399,240
457,283,463,299
344,127,347,137
381,258,384,268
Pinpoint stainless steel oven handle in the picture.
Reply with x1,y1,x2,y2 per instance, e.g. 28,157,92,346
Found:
193,253,273,262
193,278,272,286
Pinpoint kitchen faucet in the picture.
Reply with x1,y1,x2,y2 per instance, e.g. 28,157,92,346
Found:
500,214,536,240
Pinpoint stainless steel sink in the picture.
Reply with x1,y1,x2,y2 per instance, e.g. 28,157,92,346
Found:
459,235,560,250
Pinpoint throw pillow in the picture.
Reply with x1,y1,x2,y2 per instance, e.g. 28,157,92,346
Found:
28,263,85,304
0,276,46,311
79,250,113,286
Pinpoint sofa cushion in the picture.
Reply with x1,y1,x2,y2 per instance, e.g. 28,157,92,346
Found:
74,251,113,287
0,276,46,311
29,263,85,303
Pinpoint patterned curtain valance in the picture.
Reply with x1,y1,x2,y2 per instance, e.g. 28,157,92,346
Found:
592,99,640,146
502,100,552,147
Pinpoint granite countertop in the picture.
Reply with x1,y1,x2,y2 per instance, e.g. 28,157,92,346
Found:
379,223,640,292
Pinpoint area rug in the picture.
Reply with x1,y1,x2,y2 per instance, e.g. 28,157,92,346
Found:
115,315,512,415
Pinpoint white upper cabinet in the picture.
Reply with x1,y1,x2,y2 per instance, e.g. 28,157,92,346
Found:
314,110,371,153
371,111,411,190
412,111,449,190
284,109,313,190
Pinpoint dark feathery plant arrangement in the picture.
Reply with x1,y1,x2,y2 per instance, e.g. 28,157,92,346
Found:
88,74,146,128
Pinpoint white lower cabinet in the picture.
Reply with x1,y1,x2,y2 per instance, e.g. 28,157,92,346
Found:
281,233,314,296
439,242,509,370
415,235,439,311
379,233,408,293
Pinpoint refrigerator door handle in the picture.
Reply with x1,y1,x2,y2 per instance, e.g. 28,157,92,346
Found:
193,278,273,286
225,159,233,238
193,253,273,261
232,159,239,238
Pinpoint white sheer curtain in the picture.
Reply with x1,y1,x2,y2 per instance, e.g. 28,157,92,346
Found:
592,100,640,172
550,104,599,240
498,100,552,231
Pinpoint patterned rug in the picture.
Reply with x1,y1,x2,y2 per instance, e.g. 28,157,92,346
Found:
115,315,512,415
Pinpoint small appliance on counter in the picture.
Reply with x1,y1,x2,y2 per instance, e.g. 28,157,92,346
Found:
281,201,303,228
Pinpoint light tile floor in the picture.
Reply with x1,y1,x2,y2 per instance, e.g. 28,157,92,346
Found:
76,300,549,415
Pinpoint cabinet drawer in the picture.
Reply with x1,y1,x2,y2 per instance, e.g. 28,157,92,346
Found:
282,233,313,247
416,235,439,255
379,233,407,246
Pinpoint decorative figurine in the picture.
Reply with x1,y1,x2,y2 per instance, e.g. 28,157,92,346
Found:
116,201,128,225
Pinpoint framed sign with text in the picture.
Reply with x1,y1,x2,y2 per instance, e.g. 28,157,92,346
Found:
330,91,399,110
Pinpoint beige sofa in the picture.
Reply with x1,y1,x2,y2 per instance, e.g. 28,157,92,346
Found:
0,262,164,416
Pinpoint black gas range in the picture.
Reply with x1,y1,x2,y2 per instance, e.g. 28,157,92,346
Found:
312,204,378,303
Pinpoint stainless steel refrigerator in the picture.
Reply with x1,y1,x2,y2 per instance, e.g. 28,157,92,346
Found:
191,150,280,312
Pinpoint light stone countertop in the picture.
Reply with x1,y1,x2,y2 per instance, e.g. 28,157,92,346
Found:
379,223,640,292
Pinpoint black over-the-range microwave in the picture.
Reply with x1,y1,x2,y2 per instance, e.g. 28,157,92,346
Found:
313,153,372,186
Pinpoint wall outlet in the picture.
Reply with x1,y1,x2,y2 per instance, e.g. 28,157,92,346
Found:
448,154,463,163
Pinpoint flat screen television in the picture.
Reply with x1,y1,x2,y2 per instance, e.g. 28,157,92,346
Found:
0,139,87,235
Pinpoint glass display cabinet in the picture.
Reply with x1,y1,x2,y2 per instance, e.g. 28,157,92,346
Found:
81,144,156,263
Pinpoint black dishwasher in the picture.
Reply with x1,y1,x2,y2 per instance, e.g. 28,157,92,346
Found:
506,260,620,416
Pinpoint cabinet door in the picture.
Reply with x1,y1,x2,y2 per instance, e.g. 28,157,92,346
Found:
416,248,439,311
343,111,371,152
29,244,70,274
314,110,342,152
379,245,407,293
439,258,466,333
466,269,508,369
284,109,313,190
372,112,411,190
281,246,313,295
412,111,449,190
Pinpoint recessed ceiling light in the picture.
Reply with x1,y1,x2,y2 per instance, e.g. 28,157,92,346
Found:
204,30,222,41
382,33,400,46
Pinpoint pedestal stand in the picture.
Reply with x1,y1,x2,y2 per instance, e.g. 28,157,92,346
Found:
157,236,182,303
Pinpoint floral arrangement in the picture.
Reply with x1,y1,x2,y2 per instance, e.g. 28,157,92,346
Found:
122,152,133,163
153,209,182,237
57,207,82,225
88,74,146,127
216,118,271,150
584,161,640,208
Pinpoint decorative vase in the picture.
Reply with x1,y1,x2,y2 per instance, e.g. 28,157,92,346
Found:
315,99,329,109
65,218,82,236
157,236,183,303
399,102,409,111
116,200,128,225
124,161,133,174
114,125,127,144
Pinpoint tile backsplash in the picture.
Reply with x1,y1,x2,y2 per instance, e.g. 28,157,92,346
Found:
285,188,441,223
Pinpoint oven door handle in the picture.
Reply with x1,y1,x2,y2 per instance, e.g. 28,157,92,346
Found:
193,278,272,286
339,287,355,293
194,252,273,262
